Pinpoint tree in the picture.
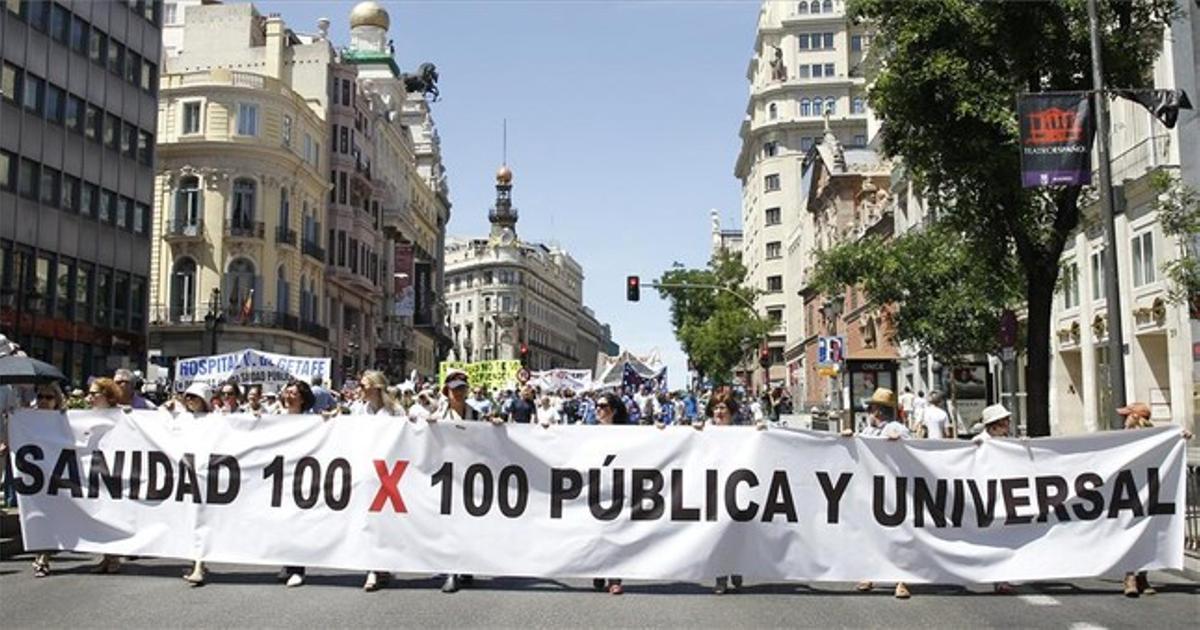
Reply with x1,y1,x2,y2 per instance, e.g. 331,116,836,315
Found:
657,252,772,384
1153,171,1200,314
848,0,1175,435
811,224,1022,423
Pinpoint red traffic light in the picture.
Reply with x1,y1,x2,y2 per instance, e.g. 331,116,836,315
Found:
520,343,528,356
626,275,640,302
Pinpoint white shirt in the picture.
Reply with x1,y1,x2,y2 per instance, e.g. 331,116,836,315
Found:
922,405,951,439
536,405,560,425
898,391,915,412
350,400,405,417
862,419,911,439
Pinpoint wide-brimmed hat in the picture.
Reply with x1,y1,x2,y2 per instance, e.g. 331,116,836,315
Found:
183,383,213,411
1116,402,1151,419
866,387,896,408
981,404,1012,426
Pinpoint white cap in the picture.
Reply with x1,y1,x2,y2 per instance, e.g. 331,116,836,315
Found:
981,404,1012,426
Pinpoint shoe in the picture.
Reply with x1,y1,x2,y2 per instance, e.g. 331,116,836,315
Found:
855,580,874,592
731,575,744,590
1135,573,1156,595
993,582,1014,595
593,578,607,592
441,574,459,593
1123,574,1139,598
894,583,911,599
32,559,50,578
183,571,205,587
276,568,290,582
90,556,120,575
608,582,624,595
714,576,728,595
364,572,379,592
286,573,304,588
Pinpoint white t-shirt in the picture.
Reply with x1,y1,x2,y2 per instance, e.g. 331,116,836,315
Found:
922,405,951,439
898,391,915,413
536,405,560,425
862,419,911,440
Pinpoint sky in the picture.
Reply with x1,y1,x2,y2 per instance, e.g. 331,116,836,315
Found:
257,0,762,387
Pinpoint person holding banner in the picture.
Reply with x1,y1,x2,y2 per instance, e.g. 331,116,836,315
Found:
176,384,216,587
87,377,128,575
851,388,913,599
29,382,66,578
276,380,316,587
431,369,482,593
591,391,630,595
350,371,406,418
536,395,560,426
973,404,1017,595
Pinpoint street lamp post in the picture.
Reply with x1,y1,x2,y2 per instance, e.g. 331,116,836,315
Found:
203,288,224,356
821,295,845,432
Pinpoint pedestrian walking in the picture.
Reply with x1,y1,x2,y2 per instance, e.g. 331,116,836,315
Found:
177,384,215,587
918,390,951,439
851,387,913,599
346,370,403,591
86,377,126,575
29,382,66,578
590,391,629,595
430,369,484,593
276,380,315,587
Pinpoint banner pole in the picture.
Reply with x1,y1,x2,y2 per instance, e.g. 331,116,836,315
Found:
1087,0,1128,429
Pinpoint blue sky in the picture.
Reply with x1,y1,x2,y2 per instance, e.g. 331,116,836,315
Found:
258,0,760,386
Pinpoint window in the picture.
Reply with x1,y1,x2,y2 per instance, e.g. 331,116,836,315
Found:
768,103,777,120
85,104,102,142
99,189,116,223
851,35,863,52
27,0,48,30
337,231,347,266
1,62,18,103
765,207,781,225
0,150,11,192
853,134,867,146
64,95,83,132
22,73,43,114
174,175,201,226
44,84,64,123
812,64,824,79
800,98,811,117
282,114,292,146
822,0,832,12
823,33,834,49
116,196,132,230
1062,262,1080,309
224,258,256,313
339,125,349,153
49,3,69,43
70,15,88,53
55,258,73,319
113,272,129,328
763,141,778,157
809,0,820,13
276,265,289,315
798,34,810,50
122,122,138,158
89,29,107,65
279,187,290,230
766,242,782,259
75,263,92,322
764,174,780,191
768,309,783,324
95,268,111,326
40,167,60,206
232,178,256,228
80,183,98,218
130,276,146,329
141,60,154,93
798,2,808,14
851,97,865,114
181,101,201,134
138,131,153,165
1091,249,1106,301
105,113,121,150
338,171,348,204
801,136,814,151
133,202,148,235
1132,231,1156,287
61,174,79,212
18,159,39,200
767,275,783,293
824,63,835,77
341,79,351,107
825,97,837,115
34,256,52,314
236,103,258,135
108,41,125,77
797,65,810,79
164,2,177,24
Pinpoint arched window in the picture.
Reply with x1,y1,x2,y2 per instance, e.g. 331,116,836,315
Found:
800,98,811,117
174,175,201,228
798,1,808,13
276,265,289,315
279,187,290,232
231,178,256,229
825,97,836,115
811,0,821,13
810,97,822,116
224,257,257,316
852,97,865,114
822,0,833,13
299,275,310,322
170,257,197,321
768,103,778,120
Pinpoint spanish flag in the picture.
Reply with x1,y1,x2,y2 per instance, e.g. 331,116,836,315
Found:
240,289,254,324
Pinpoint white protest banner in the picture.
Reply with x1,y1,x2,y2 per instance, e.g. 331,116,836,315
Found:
531,369,594,394
173,349,331,392
10,410,1185,583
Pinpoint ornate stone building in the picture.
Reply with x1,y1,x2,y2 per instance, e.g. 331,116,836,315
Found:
444,167,607,372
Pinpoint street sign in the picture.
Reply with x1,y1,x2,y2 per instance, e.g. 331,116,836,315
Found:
817,336,845,367
517,368,531,383
817,366,839,377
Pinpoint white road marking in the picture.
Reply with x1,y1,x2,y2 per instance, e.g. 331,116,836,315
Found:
1068,623,1109,630
1018,594,1061,606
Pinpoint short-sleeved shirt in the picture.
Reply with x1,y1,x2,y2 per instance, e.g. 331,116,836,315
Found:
509,398,536,423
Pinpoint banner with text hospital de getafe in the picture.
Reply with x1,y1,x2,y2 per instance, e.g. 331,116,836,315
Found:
9,410,1185,583
173,349,331,392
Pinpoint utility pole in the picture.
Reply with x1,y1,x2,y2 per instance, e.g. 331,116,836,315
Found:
1087,0,1128,430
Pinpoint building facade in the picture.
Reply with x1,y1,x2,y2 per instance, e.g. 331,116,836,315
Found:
2,0,163,385
444,167,608,373
734,0,873,391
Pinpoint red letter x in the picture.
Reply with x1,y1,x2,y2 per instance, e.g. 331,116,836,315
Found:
370,460,408,513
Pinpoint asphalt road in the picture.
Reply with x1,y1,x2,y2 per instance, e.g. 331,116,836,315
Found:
1,553,1196,628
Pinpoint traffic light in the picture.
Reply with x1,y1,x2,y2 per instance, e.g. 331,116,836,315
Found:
519,343,529,364
626,275,640,302
759,345,771,369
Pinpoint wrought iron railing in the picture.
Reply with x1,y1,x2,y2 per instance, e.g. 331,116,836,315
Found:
225,221,265,239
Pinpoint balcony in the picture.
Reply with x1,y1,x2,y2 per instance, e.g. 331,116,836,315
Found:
301,320,329,342
275,226,298,247
164,218,204,242
150,303,328,342
302,239,326,262
225,221,265,239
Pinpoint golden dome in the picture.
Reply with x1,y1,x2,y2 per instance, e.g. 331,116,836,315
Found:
350,1,390,30
496,165,513,184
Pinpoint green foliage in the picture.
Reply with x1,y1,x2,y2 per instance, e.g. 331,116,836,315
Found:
844,0,1173,435
811,226,1022,365
1152,171,1200,308
657,252,771,384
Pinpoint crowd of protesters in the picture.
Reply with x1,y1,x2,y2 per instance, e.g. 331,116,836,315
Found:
0,332,1189,599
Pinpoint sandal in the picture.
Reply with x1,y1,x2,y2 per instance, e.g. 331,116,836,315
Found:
608,582,624,595
32,561,50,578
855,580,874,592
